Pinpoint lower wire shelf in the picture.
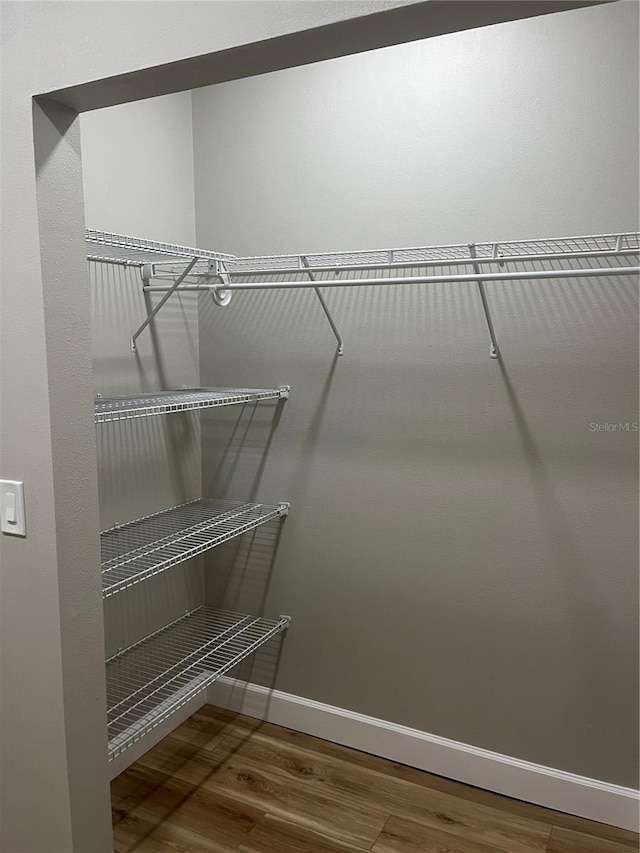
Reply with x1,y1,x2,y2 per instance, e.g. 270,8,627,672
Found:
95,386,289,423
106,607,290,760
101,498,289,598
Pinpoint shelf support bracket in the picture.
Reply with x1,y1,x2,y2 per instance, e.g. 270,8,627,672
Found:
301,256,344,356
210,259,233,306
131,256,199,352
469,244,500,359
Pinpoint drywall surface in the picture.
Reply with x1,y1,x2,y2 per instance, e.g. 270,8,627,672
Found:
81,93,197,244
195,1,639,787
81,93,204,656
194,4,638,250
0,2,428,850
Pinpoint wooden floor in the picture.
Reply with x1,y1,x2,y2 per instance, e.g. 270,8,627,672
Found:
112,706,639,853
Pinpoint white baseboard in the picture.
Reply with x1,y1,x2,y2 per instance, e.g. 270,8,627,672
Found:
207,678,639,832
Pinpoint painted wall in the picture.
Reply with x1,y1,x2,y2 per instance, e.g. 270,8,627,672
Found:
80,94,204,657
0,2,426,850
194,0,639,787
81,94,197,244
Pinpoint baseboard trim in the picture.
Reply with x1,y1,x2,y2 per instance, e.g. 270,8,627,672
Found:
207,678,639,832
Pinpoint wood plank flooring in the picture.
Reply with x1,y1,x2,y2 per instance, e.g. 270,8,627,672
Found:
112,706,639,853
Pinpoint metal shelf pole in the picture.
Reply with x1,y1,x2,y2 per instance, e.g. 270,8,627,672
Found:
210,265,640,291
144,266,640,294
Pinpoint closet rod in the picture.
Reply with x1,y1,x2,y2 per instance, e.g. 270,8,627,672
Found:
143,265,640,292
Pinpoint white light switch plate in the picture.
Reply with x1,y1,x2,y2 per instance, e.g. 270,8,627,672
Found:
1,480,26,536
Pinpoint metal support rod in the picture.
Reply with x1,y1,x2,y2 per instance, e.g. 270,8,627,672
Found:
301,256,344,356
469,244,500,359
211,248,638,278
149,265,640,293
130,256,198,352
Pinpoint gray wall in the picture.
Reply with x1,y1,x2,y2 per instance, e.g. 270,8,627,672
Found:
81,94,204,657
194,1,639,787
1,2,423,850
81,93,197,244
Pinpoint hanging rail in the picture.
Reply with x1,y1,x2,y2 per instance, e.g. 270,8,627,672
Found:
144,265,639,291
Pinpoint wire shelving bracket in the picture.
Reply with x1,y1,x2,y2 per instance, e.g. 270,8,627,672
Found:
469,243,500,359
86,230,236,352
300,255,344,356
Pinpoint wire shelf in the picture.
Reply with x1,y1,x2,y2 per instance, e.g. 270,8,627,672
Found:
88,227,638,358
138,230,639,295
223,232,640,277
92,229,640,282
86,229,233,266
101,499,289,598
95,386,289,423
106,607,290,759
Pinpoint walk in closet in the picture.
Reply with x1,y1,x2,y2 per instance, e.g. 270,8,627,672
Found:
2,1,638,849
87,229,293,772
77,0,639,796
85,211,639,778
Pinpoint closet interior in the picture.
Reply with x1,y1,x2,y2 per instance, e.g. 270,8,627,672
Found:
89,225,293,771
87,225,638,775
79,0,639,801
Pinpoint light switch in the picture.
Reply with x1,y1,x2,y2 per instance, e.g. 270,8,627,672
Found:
5,492,16,523
1,480,26,537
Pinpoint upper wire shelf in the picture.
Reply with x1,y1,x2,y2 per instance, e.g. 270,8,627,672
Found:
86,229,232,267
222,232,640,273
95,386,289,423
101,498,289,598
87,228,639,359
137,231,639,281
106,606,290,760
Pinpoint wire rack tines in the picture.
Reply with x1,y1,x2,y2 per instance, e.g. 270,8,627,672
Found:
101,499,289,598
217,231,640,280
95,386,289,423
106,607,290,759
85,228,232,266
